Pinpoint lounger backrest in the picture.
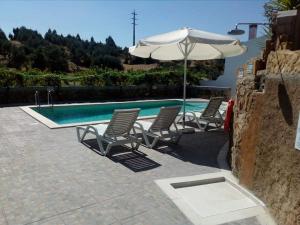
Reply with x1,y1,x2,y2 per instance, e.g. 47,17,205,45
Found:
200,97,223,118
150,106,181,132
105,108,140,137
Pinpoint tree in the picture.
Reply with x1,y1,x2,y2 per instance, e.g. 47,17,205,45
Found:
11,26,44,44
45,29,63,45
264,0,300,23
1,26,125,72
0,29,7,41
105,36,117,48
32,48,47,70
0,29,11,56
46,46,68,72
0,41,11,56
8,46,28,69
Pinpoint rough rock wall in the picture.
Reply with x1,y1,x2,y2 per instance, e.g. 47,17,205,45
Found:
232,50,300,225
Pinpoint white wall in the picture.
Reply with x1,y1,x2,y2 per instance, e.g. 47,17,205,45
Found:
200,36,266,96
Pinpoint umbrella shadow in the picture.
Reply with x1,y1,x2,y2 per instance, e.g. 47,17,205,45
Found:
81,139,161,172
149,130,228,169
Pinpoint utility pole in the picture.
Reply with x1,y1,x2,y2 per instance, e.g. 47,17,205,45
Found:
131,10,137,46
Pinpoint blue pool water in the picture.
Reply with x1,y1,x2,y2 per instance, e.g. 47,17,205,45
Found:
32,100,207,125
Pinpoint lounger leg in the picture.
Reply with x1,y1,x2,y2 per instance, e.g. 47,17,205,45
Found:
177,114,183,123
130,139,140,150
104,143,112,156
76,127,82,142
195,118,208,130
149,136,159,148
130,140,139,150
142,132,159,149
188,115,195,122
95,135,106,156
174,135,182,144
195,117,203,130
135,140,141,150
215,120,223,128
142,132,152,148
177,114,193,124
172,132,182,144
79,127,91,142
203,122,210,131
130,141,134,149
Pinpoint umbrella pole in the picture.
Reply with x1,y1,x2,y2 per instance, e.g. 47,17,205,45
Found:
183,54,187,129
181,40,194,134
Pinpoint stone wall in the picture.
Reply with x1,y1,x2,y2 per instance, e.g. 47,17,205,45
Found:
232,50,300,225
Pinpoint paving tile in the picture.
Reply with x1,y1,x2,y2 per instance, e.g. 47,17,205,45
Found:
30,216,66,225
0,106,228,225
3,197,57,225
99,189,168,221
121,204,193,225
61,204,117,225
0,208,8,225
40,179,97,214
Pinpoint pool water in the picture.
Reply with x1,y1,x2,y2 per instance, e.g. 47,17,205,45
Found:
32,100,207,125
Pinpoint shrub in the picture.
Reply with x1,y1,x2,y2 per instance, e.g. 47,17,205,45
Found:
0,67,206,88
23,74,61,87
0,69,24,87
80,75,105,86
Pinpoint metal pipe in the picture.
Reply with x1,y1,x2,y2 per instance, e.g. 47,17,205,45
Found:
236,22,269,26
228,22,270,40
248,24,258,40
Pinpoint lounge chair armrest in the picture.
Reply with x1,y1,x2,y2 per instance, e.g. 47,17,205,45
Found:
185,111,197,118
134,121,145,131
184,111,193,116
86,125,100,134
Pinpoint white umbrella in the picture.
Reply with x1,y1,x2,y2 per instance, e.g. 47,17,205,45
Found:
129,27,246,130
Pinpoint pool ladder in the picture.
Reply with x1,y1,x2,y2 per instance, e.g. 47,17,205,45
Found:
47,88,54,107
34,88,54,108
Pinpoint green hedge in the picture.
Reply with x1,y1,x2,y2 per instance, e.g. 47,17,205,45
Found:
0,68,207,88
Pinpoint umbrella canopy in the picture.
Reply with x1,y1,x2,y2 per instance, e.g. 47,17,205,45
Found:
129,27,246,60
129,27,246,130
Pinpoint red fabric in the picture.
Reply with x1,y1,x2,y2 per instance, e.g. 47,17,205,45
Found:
224,99,235,132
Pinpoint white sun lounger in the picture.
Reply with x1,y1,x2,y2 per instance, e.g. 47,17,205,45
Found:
133,106,182,148
76,108,141,156
178,97,225,130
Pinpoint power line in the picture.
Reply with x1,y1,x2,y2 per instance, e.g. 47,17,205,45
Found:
131,10,138,46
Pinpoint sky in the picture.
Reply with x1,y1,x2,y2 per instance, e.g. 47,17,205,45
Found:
0,0,268,47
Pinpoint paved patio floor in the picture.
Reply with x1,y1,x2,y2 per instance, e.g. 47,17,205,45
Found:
0,106,259,225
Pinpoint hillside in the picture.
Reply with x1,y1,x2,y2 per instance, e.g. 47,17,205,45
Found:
0,26,225,83
0,27,125,72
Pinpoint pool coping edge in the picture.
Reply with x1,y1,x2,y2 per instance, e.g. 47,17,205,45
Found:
20,98,209,129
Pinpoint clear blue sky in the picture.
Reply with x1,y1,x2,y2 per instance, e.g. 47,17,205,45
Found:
0,0,268,47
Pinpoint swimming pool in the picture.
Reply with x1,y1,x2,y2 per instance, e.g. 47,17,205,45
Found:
22,100,207,128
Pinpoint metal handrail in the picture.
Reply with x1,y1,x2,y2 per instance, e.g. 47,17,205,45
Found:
47,90,53,107
34,91,40,108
